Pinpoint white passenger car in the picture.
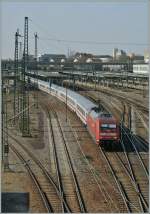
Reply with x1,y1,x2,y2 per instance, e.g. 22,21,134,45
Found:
30,78,97,124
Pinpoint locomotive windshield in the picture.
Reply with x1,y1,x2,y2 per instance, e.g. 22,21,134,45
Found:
101,124,116,130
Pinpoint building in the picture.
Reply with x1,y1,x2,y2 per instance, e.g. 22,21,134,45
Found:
113,48,118,60
67,52,102,71
116,49,128,61
133,63,149,74
144,51,149,63
39,54,66,64
93,55,112,63
112,48,130,62
128,53,144,63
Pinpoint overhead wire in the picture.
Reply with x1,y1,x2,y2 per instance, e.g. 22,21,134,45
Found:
29,18,70,54
39,37,150,47
28,18,150,49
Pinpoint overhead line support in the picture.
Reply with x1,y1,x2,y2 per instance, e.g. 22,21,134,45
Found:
20,16,31,137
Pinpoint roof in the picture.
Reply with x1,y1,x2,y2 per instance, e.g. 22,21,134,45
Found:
90,110,114,120
36,80,116,117
94,55,112,58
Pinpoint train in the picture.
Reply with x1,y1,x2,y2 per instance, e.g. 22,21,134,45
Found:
30,78,120,145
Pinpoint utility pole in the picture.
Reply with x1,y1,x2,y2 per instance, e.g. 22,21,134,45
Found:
13,29,21,123
34,32,38,108
20,17,30,136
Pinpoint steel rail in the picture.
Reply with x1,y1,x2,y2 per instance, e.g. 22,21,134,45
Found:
121,125,149,178
40,93,120,212
10,144,53,213
134,108,149,132
67,117,121,212
47,104,86,213
55,112,87,213
99,146,132,213
59,102,122,212
132,134,149,152
115,138,147,212
78,83,148,114
39,92,120,212
6,131,71,212
47,108,71,213
120,125,149,211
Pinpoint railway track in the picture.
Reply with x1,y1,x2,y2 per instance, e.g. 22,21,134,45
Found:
33,89,150,212
10,144,52,213
78,89,149,212
7,132,70,213
40,94,122,212
40,89,149,213
43,90,149,213
99,145,149,213
53,98,127,212
99,146,132,212
46,104,86,212
75,83,148,114
80,88,148,143
121,127,149,206
122,125,149,176
115,143,148,212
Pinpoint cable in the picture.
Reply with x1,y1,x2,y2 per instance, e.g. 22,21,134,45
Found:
39,37,150,46
29,18,150,47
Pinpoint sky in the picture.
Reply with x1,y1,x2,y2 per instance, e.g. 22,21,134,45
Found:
1,1,149,59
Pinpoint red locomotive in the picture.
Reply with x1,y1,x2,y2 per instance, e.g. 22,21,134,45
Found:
87,107,120,145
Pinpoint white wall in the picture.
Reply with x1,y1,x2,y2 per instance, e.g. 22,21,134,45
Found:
133,64,149,74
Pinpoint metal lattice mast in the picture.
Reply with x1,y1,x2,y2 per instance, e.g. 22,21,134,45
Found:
13,29,21,123
20,17,30,136
34,32,38,108
19,42,23,60
2,76,9,170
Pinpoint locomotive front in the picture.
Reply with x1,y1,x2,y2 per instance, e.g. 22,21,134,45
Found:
99,115,120,145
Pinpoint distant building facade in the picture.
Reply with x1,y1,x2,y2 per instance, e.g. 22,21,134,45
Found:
68,52,102,71
112,48,129,61
133,63,149,74
94,55,112,63
144,51,149,63
39,54,66,64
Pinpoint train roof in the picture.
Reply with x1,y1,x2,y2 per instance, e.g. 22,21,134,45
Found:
36,79,95,112
34,79,115,119
89,109,115,120
51,83,97,112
